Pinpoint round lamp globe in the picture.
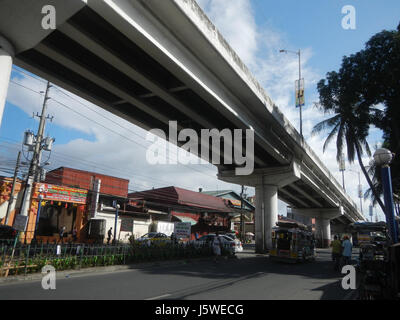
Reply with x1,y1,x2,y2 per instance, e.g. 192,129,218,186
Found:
373,148,393,166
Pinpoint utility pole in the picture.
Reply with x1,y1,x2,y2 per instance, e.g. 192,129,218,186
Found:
4,151,21,225
113,200,120,244
20,81,52,219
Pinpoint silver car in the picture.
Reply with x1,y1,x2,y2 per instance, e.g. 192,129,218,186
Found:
194,234,242,254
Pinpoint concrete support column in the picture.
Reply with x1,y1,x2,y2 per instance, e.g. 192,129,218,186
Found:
0,36,14,129
255,183,278,253
218,161,301,254
315,217,331,248
291,207,343,248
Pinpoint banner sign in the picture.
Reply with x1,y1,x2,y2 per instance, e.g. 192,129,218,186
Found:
120,218,134,232
36,183,88,204
295,78,305,108
174,222,191,238
13,215,28,232
89,179,101,218
226,199,242,207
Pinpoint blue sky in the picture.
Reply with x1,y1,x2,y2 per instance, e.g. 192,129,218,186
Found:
252,0,400,72
1,0,399,220
0,68,96,145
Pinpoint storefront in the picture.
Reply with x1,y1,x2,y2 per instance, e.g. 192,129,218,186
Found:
26,183,88,243
129,187,234,240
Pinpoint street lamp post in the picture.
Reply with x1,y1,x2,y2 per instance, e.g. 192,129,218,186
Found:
373,148,398,244
280,49,303,138
113,201,120,244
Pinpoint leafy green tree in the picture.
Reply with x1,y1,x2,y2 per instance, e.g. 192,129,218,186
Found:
362,24,400,201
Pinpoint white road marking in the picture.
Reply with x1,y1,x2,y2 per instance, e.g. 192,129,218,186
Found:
343,289,357,300
145,293,171,300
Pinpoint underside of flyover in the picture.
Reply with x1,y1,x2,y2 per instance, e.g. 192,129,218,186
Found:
15,6,282,170
0,0,363,254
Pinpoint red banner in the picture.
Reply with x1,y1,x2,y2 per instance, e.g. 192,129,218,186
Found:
35,183,88,204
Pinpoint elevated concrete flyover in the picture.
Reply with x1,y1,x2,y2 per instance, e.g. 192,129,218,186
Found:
0,0,364,252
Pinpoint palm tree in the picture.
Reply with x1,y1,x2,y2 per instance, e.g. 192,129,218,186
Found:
364,160,383,207
312,67,386,215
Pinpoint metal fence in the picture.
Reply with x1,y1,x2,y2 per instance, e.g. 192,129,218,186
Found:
0,241,129,277
0,239,221,277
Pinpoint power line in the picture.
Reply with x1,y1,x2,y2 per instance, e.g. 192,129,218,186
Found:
10,68,218,175
0,137,210,190
9,79,217,180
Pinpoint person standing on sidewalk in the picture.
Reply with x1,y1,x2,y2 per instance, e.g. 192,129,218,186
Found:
331,235,342,271
342,235,353,266
59,226,66,244
213,233,222,263
72,227,78,242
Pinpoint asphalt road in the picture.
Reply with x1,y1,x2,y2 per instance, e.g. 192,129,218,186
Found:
0,247,357,300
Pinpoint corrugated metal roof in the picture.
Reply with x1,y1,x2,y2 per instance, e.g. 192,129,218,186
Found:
202,190,255,210
129,186,232,212
202,190,232,197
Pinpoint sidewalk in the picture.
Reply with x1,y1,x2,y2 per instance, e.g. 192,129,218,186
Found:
0,255,238,285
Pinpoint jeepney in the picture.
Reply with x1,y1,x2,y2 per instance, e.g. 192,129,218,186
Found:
270,221,316,263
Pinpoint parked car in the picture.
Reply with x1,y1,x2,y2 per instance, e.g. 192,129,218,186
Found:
137,232,170,244
223,232,237,240
0,225,17,241
193,234,243,254
219,233,243,252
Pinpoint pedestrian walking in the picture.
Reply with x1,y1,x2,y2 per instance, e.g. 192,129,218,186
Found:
342,235,353,266
331,235,342,271
107,227,113,245
170,232,177,245
72,226,78,242
59,226,66,243
213,232,222,262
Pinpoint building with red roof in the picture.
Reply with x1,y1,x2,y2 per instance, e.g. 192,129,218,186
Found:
129,186,235,239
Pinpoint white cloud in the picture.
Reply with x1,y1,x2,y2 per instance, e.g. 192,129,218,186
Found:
4,70,238,195
196,0,385,220
197,0,258,68
1,0,386,221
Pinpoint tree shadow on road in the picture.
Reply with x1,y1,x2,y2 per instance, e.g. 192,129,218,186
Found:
133,249,350,300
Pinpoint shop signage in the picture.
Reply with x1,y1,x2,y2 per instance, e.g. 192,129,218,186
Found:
174,222,191,238
13,215,28,232
226,199,242,207
36,183,88,204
